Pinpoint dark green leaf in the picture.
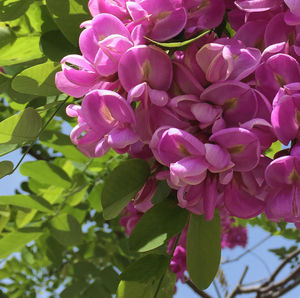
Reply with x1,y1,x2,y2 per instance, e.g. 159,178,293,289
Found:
73,261,99,278
0,108,42,144
40,30,80,61
187,213,221,290
151,180,171,204
12,61,61,96
46,0,90,46
102,159,150,220
120,254,169,282
45,236,64,266
61,281,87,298
50,213,82,246
0,26,16,48
129,199,188,252
0,0,32,21
20,160,71,188
155,268,176,298
0,160,13,178
100,267,120,293
82,280,110,298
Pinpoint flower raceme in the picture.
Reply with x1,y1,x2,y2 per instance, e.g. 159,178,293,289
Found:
56,0,300,279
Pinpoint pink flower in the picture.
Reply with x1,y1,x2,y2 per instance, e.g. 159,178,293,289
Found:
67,90,138,157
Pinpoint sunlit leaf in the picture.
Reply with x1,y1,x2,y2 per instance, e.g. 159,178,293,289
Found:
50,213,82,246
0,228,42,259
0,36,43,66
12,61,61,96
0,194,53,212
0,108,42,144
20,160,71,188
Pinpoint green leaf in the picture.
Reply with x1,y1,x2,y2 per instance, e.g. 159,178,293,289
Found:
46,0,90,46
102,159,150,220
61,281,88,298
44,236,64,266
117,255,171,298
100,267,120,293
16,209,37,228
0,108,42,144
12,61,61,96
186,213,221,290
0,228,42,259
0,144,19,157
0,0,32,21
121,254,169,282
87,183,103,212
0,195,53,212
40,130,89,162
0,26,15,48
155,268,176,298
66,185,88,207
73,261,100,278
151,180,171,204
50,213,82,246
129,199,188,252
40,30,80,61
82,280,110,298
20,160,71,188
0,36,44,66
0,160,13,178
0,205,10,233
264,140,282,159
145,30,210,48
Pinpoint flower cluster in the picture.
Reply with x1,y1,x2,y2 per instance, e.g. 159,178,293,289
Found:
56,0,300,281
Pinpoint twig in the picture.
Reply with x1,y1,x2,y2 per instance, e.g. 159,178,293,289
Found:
184,277,213,298
230,261,300,297
227,266,248,298
222,235,272,264
213,280,222,298
249,251,272,275
262,248,300,287
9,96,70,175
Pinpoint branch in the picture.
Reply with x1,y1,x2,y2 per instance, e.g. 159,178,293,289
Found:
184,276,213,298
229,256,300,297
262,248,300,287
227,266,248,298
222,234,272,264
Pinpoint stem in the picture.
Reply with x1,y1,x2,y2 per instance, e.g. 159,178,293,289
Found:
185,278,213,298
222,234,272,264
213,280,222,298
154,232,182,298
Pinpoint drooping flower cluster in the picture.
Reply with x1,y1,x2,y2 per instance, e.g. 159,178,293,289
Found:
56,0,300,281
